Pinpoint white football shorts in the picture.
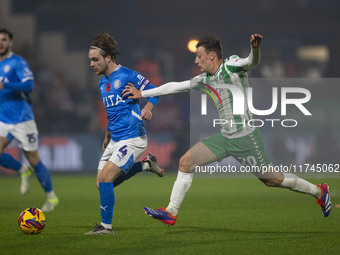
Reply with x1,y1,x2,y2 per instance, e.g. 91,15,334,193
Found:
0,120,39,151
98,135,147,173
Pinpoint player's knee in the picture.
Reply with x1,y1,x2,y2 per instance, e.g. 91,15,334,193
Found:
179,155,191,173
98,174,106,183
261,177,283,187
23,150,40,166
179,155,188,168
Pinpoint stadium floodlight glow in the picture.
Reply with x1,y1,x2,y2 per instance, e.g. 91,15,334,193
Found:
187,39,199,53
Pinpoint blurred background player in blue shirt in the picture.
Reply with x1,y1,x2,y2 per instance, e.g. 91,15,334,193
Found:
85,33,163,235
0,28,58,212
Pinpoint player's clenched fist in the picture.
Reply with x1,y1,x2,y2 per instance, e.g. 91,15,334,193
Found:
250,34,262,48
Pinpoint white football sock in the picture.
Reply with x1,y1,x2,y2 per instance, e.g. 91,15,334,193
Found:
166,171,193,216
46,190,56,200
142,161,149,171
19,164,30,174
101,222,112,230
280,173,320,198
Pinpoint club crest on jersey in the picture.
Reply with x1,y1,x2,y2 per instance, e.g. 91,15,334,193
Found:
106,83,111,92
4,65,10,73
113,79,121,89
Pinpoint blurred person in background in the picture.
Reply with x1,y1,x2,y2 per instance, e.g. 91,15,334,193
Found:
0,28,59,212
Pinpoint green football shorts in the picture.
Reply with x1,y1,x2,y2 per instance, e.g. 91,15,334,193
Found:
201,128,271,167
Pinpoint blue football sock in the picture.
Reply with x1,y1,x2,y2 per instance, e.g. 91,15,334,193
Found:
99,182,115,225
33,161,53,192
0,153,22,171
113,162,143,187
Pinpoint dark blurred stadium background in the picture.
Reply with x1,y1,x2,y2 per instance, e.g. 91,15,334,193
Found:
1,0,339,173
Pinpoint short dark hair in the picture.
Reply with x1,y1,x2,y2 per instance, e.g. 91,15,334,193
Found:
0,28,13,40
90,32,120,60
196,36,223,60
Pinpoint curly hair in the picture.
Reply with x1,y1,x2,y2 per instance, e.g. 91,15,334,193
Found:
90,32,120,60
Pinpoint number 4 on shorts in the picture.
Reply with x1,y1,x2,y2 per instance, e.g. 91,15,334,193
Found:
119,145,128,158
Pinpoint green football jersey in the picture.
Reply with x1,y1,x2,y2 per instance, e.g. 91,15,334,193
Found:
191,48,260,139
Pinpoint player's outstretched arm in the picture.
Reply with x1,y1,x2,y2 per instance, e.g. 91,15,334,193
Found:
123,80,191,99
245,33,262,69
228,34,263,71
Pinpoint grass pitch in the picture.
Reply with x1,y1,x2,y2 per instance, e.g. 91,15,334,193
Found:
0,173,339,255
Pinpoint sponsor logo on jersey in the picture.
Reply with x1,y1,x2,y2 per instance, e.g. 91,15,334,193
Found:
113,79,121,89
102,94,125,107
0,77,9,83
